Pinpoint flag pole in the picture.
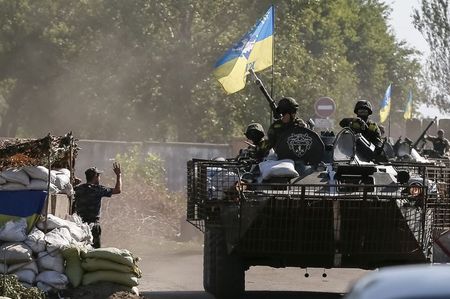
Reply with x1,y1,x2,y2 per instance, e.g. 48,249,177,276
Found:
388,113,391,138
270,4,275,122
388,84,392,138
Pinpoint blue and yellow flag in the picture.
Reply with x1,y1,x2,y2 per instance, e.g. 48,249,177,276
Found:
213,6,274,94
0,191,47,231
404,90,413,120
379,84,392,123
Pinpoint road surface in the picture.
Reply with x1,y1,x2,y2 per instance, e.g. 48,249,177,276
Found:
125,240,369,299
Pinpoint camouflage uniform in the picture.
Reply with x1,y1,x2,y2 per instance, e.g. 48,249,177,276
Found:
426,136,450,156
73,183,113,248
266,117,307,160
244,123,268,161
339,118,383,148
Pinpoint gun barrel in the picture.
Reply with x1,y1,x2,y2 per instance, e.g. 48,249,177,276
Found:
249,69,280,119
412,116,438,149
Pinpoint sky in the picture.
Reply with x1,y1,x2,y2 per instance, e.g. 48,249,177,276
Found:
388,0,449,119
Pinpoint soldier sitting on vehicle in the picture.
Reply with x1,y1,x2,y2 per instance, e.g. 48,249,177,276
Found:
265,97,307,159
425,129,450,157
339,100,384,156
240,122,269,162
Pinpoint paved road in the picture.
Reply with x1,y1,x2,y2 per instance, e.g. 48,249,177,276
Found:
132,241,369,299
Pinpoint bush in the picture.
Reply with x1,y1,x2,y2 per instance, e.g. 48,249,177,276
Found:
115,146,166,189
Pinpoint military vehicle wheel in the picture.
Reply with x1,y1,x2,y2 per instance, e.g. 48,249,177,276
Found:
203,227,245,299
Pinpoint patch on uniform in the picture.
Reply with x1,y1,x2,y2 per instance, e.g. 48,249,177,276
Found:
287,133,313,158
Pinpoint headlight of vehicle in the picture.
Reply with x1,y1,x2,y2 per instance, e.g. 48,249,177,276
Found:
409,183,423,197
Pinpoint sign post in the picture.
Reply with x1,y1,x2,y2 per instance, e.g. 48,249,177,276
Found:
314,97,336,129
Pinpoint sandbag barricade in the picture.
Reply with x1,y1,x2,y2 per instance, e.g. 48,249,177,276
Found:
0,214,141,294
80,247,141,287
0,214,91,292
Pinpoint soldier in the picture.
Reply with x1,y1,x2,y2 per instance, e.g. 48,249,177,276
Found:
73,163,122,248
266,97,306,159
425,129,450,157
339,100,383,150
243,122,268,162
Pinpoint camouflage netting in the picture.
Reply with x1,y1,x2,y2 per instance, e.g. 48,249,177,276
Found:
0,133,79,170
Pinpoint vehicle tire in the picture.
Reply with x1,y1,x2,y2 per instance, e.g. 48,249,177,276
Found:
203,226,245,299
203,227,216,294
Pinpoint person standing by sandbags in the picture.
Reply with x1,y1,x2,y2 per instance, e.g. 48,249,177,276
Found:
73,163,122,248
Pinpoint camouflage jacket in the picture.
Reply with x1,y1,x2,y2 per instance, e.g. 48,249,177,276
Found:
339,118,383,148
73,183,113,223
265,117,307,159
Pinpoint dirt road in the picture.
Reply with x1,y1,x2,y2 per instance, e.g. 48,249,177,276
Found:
121,239,369,299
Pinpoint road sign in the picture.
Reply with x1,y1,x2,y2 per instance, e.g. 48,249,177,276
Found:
315,97,336,118
314,118,334,129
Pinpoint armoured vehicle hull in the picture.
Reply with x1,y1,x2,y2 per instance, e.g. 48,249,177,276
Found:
187,158,433,299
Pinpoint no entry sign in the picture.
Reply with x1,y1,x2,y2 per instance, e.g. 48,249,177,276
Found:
314,97,336,118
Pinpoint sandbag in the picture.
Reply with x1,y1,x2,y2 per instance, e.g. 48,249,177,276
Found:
0,218,27,242
23,166,54,181
37,251,64,273
65,214,93,244
38,214,91,243
36,271,69,290
62,246,83,288
24,227,46,253
37,214,67,231
12,269,36,284
36,281,53,292
1,183,27,191
8,261,38,274
54,172,70,190
62,220,90,243
45,227,72,253
0,263,7,274
27,179,53,191
0,168,30,185
259,159,299,180
0,243,33,265
82,258,136,274
82,271,138,287
82,248,135,267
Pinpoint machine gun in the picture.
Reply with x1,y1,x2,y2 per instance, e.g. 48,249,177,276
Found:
249,69,281,119
412,116,437,150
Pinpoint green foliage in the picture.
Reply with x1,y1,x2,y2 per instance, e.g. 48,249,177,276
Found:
0,0,425,140
414,0,450,112
115,146,166,188
0,274,45,299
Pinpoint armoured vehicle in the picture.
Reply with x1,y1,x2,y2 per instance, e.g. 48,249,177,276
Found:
187,124,437,299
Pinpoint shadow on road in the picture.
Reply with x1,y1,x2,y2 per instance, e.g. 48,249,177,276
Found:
142,291,344,299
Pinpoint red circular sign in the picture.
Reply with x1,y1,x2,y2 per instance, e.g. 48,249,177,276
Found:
314,97,336,118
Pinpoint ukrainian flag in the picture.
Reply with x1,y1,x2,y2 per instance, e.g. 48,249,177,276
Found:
379,84,392,123
213,6,274,94
0,191,47,231
404,90,413,120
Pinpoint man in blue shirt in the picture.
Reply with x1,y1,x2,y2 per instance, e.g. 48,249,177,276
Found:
74,163,122,248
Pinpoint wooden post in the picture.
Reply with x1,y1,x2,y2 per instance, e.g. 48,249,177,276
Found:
44,134,52,233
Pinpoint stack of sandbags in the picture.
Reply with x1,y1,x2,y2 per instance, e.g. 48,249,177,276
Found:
80,248,141,288
0,243,37,287
0,166,73,194
0,214,93,292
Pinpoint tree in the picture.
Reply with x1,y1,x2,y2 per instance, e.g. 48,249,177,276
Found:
0,0,424,142
413,0,450,112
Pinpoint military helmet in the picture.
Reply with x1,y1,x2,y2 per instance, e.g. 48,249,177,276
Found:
354,100,373,115
276,97,299,115
245,123,265,143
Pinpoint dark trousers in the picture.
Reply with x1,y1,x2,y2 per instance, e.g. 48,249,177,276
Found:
91,222,102,249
